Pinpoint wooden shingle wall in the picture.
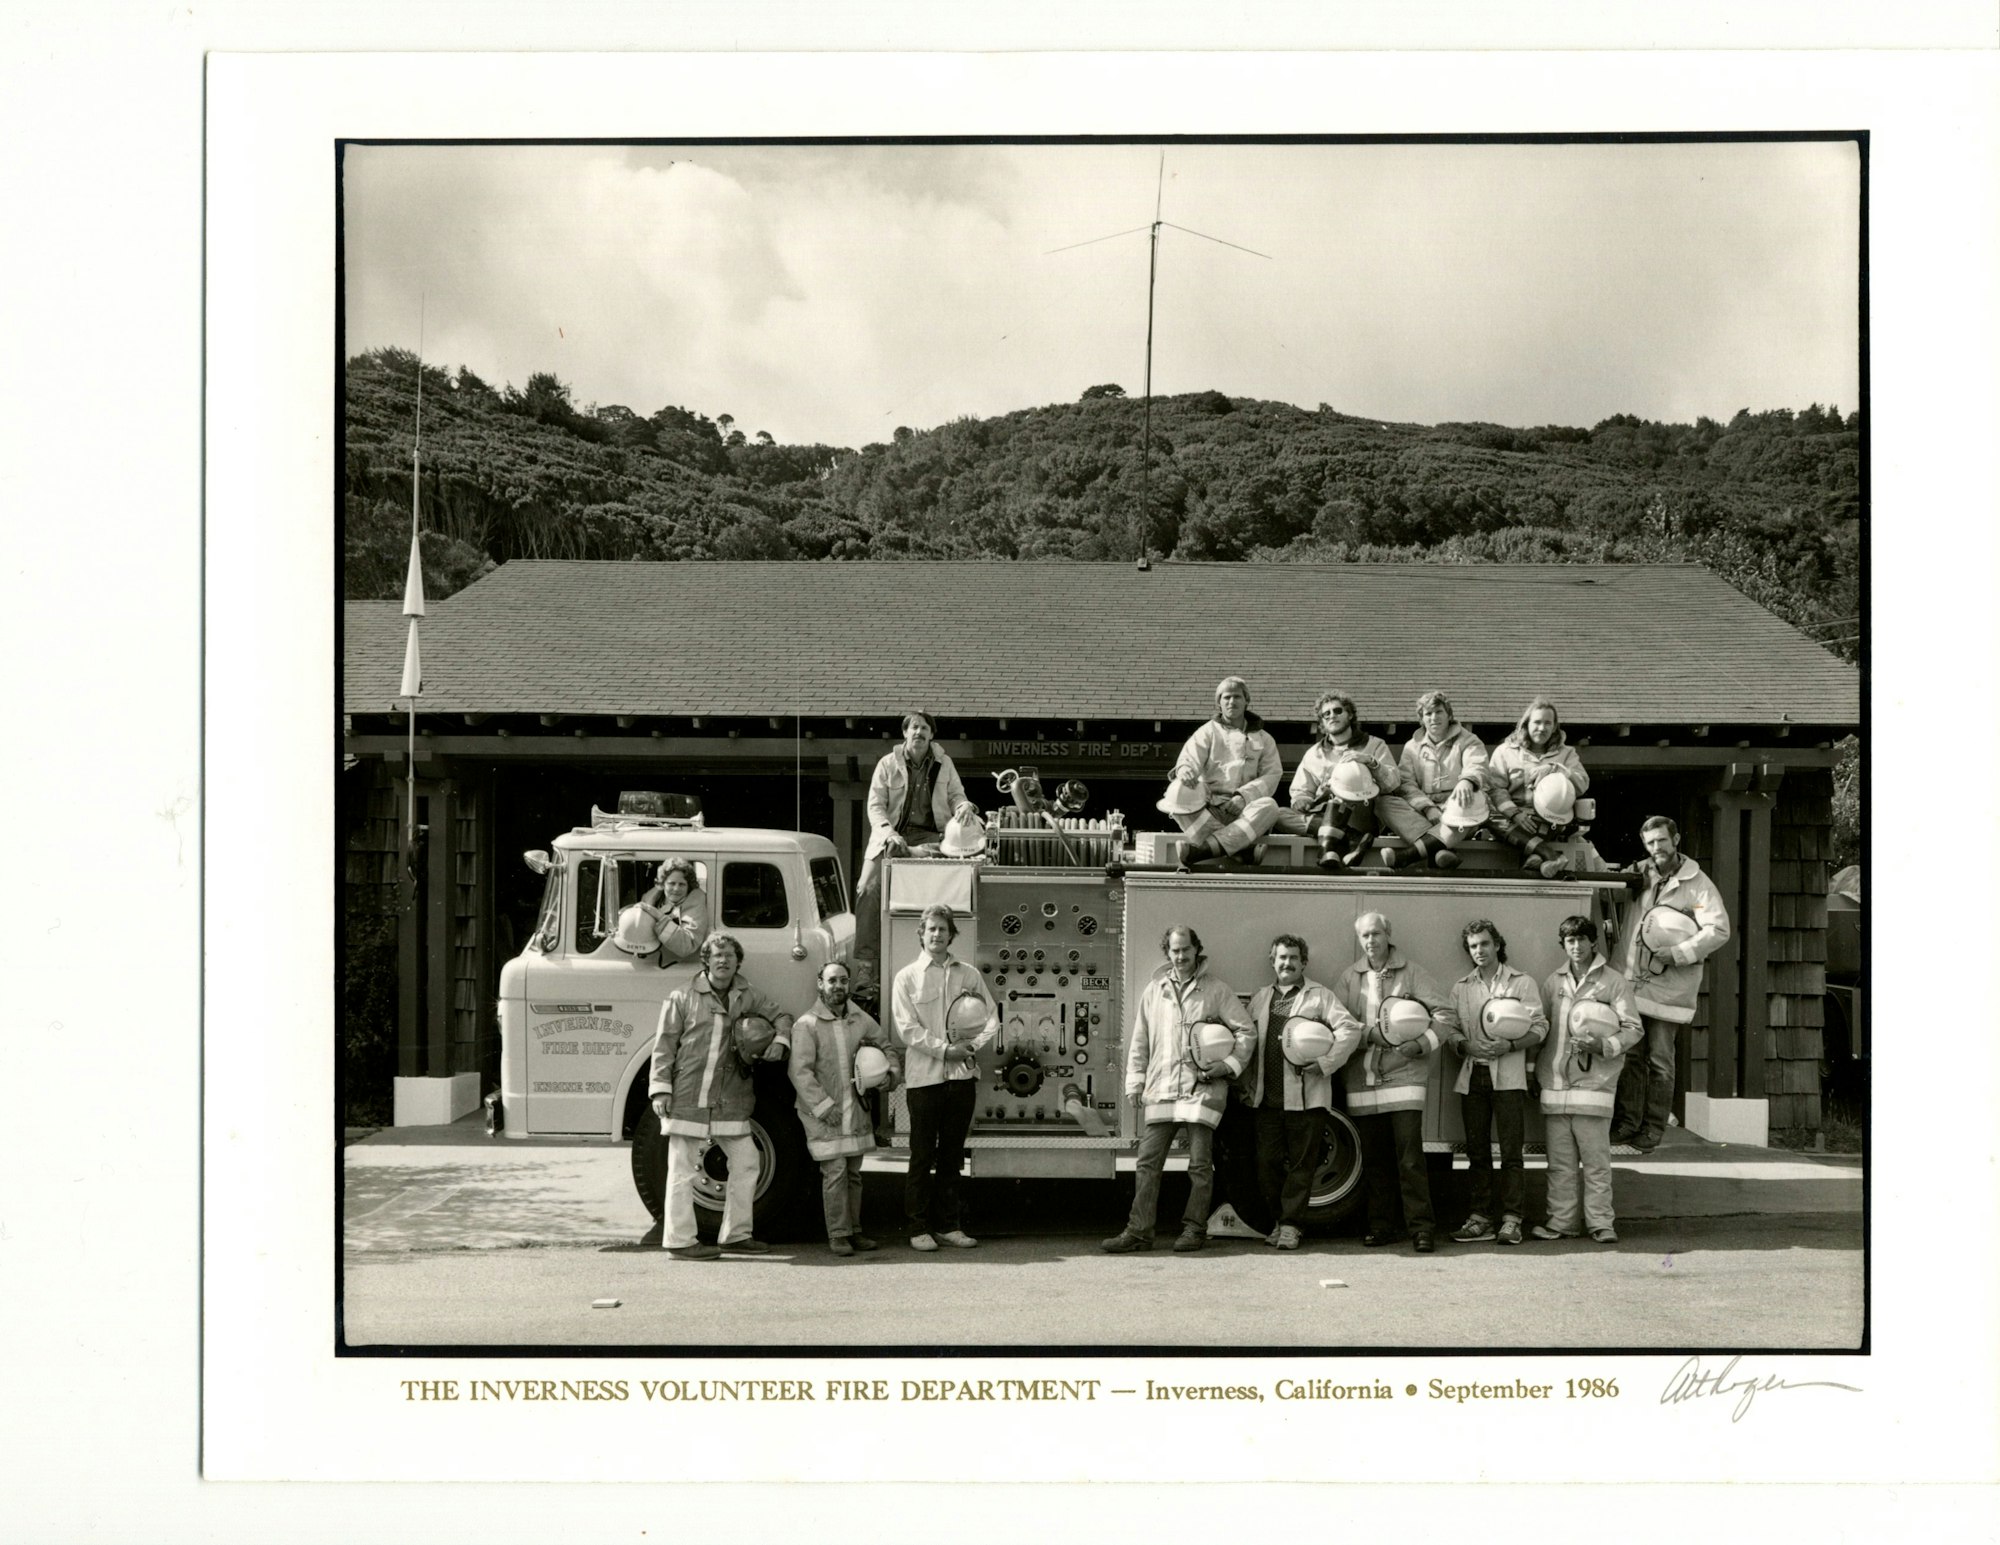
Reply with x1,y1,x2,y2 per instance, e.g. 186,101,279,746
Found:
1764,769,1833,1139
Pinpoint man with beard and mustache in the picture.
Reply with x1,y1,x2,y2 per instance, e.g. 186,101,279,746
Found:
788,959,902,1257
1612,816,1731,1152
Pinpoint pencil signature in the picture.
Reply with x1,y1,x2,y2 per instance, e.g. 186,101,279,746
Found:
1660,1355,1862,1422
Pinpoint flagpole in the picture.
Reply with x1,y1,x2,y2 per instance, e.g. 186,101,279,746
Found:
401,300,427,880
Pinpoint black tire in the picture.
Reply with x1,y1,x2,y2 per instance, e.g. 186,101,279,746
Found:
626,1066,817,1241
1302,1108,1366,1231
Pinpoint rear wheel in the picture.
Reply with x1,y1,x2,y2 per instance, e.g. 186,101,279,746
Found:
627,1068,816,1240
1302,1108,1366,1230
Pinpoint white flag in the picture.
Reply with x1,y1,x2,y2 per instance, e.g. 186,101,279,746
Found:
402,530,427,617
399,617,423,699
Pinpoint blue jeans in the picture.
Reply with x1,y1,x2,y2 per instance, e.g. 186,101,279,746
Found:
1615,1015,1679,1147
1127,1121,1214,1240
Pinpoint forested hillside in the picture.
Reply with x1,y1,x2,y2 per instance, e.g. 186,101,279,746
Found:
344,348,1860,658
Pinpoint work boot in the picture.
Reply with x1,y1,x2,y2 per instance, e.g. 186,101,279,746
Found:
1431,845,1462,870
1316,832,1348,872
1177,834,1223,872
1172,1226,1208,1253
849,1234,879,1252
1101,1230,1152,1254
827,1236,856,1257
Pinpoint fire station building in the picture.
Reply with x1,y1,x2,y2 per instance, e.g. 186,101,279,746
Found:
341,559,1861,1142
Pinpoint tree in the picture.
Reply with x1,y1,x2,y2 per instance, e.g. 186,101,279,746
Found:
1081,383,1125,400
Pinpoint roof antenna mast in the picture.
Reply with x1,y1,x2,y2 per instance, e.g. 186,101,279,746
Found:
1048,151,1269,567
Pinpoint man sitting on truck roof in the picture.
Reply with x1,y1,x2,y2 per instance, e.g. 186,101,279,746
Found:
1104,926,1256,1255
1394,690,1491,871
1169,676,1287,870
855,711,980,968
648,934,796,1261
1288,692,1441,872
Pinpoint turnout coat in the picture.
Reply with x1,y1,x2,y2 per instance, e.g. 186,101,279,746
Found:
788,997,900,1161
1237,978,1362,1113
1536,956,1643,1120
1335,948,1460,1117
1617,857,1731,1024
1447,963,1548,1095
647,971,794,1139
1125,962,1256,1129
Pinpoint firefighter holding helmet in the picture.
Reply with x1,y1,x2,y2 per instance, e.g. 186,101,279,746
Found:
1164,676,1288,869
1486,696,1591,878
1447,919,1548,1246
1236,935,1363,1250
1612,815,1732,1152
1337,912,1459,1253
1104,925,1255,1255
1288,692,1440,871
647,934,795,1261
787,959,901,1257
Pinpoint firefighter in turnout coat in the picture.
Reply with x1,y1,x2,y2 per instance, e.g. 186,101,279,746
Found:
1447,920,1549,1245
1336,912,1459,1251
1104,927,1256,1254
1486,697,1591,878
1169,676,1288,867
787,959,901,1256
1613,815,1732,1152
1237,936,1363,1248
1535,915,1643,1242
648,935,795,1259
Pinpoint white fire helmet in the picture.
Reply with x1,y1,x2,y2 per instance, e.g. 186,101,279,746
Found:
1640,905,1701,956
1479,998,1537,1042
1379,998,1432,1045
853,1044,893,1093
1157,777,1208,817
611,902,662,957
938,809,988,858
1188,1020,1239,1073
1441,786,1491,830
945,992,991,1042
1281,1016,1337,1067
1330,760,1380,804
1567,999,1621,1048
732,1013,779,1061
1531,772,1577,824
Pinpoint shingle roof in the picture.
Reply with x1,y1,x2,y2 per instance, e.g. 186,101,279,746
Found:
343,561,1860,727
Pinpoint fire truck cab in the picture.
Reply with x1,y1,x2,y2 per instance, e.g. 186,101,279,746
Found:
495,798,854,1229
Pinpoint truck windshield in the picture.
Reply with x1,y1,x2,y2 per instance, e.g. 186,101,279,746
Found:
810,855,847,920
571,856,705,955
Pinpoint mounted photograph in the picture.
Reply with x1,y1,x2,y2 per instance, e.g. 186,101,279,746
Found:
335,137,1864,1353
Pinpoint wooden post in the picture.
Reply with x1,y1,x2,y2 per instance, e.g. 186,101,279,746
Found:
1704,784,1746,1099
427,777,455,1078
397,789,424,1079
1739,770,1783,1100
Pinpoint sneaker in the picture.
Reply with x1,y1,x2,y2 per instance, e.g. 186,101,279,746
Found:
1452,1215,1496,1243
1431,847,1461,870
719,1238,771,1254
666,1243,721,1261
1529,1224,1577,1241
1590,1226,1619,1244
1411,1231,1436,1254
1172,1227,1208,1253
1539,856,1570,880
827,1236,856,1257
1378,844,1408,870
849,1234,879,1252
937,1229,979,1249
1496,1218,1524,1246
1100,1230,1152,1254
909,1233,940,1252
1272,1224,1302,1251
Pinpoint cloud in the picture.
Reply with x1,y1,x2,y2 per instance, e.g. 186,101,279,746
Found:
344,141,1859,448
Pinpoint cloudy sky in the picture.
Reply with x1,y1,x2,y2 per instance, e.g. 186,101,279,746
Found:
343,140,1859,449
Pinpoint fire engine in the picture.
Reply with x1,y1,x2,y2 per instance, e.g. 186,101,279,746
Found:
495,785,1628,1238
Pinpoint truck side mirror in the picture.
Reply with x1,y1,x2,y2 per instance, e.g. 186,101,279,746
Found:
524,849,553,875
